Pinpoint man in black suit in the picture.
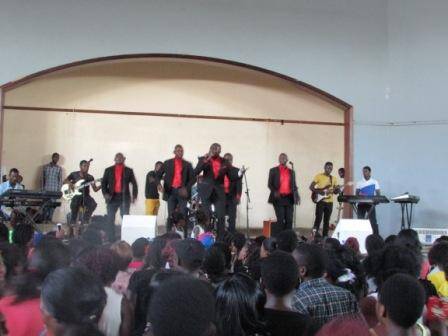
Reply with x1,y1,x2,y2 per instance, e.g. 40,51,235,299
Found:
268,153,300,232
102,153,138,242
194,143,244,238
158,144,194,230
223,153,242,233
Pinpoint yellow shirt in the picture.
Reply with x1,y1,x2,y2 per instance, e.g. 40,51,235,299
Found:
427,267,448,297
313,173,338,203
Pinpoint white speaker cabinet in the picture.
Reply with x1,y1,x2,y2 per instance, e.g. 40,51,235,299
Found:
332,219,372,254
121,215,157,245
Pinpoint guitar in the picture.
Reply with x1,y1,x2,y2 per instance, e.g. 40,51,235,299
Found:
61,178,102,201
311,181,353,204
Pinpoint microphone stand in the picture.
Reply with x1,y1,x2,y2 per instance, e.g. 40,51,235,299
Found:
243,169,251,238
290,162,297,229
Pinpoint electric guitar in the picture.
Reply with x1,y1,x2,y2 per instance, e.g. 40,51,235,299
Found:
61,178,102,201
311,181,353,204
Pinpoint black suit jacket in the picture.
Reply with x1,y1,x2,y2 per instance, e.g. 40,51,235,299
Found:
268,166,299,204
102,165,138,202
194,156,240,199
226,166,243,202
158,158,194,201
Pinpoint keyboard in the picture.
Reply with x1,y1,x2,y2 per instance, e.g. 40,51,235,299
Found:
391,194,420,204
337,195,390,204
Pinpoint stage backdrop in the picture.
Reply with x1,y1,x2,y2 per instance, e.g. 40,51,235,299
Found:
1,56,347,231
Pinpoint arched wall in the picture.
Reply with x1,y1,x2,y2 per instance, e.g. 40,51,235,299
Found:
0,55,352,229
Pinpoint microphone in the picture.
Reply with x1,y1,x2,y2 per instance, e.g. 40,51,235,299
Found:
289,161,294,165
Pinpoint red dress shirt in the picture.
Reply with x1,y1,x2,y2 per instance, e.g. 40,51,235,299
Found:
278,165,292,195
172,158,183,188
114,164,124,193
224,175,230,193
211,157,222,179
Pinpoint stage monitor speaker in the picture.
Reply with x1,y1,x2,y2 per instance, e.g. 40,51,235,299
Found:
121,215,157,245
332,219,372,254
263,220,280,238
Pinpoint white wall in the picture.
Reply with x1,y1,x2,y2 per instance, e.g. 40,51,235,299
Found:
1,0,446,234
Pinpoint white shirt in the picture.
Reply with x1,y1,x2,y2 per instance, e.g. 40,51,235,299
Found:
356,178,380,196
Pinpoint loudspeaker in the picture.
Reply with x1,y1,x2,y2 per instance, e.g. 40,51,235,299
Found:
263,220,281,237
332,219,372,254
121,215,157,245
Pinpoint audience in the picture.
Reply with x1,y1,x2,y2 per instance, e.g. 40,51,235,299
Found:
41,267,106,336
0,211,445,336
215,273,267,336
292,243,358,328
260,251,312,336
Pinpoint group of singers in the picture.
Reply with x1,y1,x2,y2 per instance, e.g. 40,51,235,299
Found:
36,143,382,240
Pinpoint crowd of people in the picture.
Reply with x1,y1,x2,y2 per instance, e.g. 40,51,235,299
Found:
0,216,447,336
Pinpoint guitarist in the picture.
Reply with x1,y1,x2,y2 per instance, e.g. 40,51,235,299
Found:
268,153,300,232
64,160,100,226
309,162,340,237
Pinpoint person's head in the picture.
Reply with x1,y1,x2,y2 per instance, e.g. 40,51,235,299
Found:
323,237,341,251
215,273,265,336
173,238,205,274
293,243,328,281
132,237,150,261
316,315,371,336
79,247,120,286
344,237,360,255
196,210,211,232
278,153,288,165
435,236,448,244
114,152,125,165
110,240,133,271
12,223,34,249
79,160,90,174
149,276,216,336
362,166,372,180
173,145,184,159
276,229,298,253
223,153,233,165
363,244,420,290
28,238,71,281
81,228,103,246
203,244,227,283
396,229,422,255
41,267,106,336
338,168,345,179
377,274,425,330
324,162,333,175
0,243,26,280
51,152,60,164
209,143,221,157
230,232,246,253
365,234,385,256
260,251,298,299
8,168,19,185
171,212,187,230
428,241,448,267
260,237,277,258
160,232,182,269
154,161,163,172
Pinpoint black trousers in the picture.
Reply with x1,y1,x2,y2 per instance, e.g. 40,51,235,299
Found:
225,194,237,233
106,194,130,242
313,201,333,237
273,196,294,232
166,188,188,231
70,194,97,224
202,186,226,238
357,203,378,235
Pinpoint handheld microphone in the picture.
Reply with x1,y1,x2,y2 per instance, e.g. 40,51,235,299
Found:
289,161,294,165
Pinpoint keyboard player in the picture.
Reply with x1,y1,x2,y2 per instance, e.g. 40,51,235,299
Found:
0,168,25,223
356,166,381,235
